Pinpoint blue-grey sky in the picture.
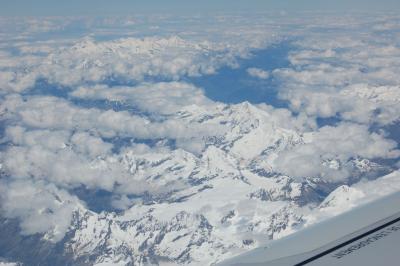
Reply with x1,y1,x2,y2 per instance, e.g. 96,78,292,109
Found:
1,0,400,16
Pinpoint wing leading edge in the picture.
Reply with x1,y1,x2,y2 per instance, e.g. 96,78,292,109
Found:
218,192,400,266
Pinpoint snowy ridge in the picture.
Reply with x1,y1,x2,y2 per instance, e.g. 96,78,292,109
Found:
1,13,400,266
0,98,398,265
30,103,394,265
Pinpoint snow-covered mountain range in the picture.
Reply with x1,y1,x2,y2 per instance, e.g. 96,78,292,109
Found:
1,12,400,266
1,100,398,266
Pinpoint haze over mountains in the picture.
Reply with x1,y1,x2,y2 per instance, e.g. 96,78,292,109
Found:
0,12,399,265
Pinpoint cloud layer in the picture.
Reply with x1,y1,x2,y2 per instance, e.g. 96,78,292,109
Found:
0,13,399,256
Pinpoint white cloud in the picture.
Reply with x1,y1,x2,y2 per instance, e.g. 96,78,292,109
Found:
0,262,19,266
246,67,269,79
2,144,121,191
0,34,267,93
256,103,317,131
0,13,399,254
70,132,113,158
0,12,282,95
0,179,81,242
70,81,214,115
5,126,70,151
1,125,190,196
272,25,400,126
0,94,223,140
273,123,400,181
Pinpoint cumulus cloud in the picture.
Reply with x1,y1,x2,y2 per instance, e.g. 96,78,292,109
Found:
273,123,400,181
0,179,81,242
70,82,214,115
276,77,400,126
256,103,317,131
2,140,123,190
1,13,400,247
1,92,218,193
0,94,223,140
0,35,262,93
70,132,113,158
247,67,269,79
0,12,282,95
273,26,400,126
0,125,192,198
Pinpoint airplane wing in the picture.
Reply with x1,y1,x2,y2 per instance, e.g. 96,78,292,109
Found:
218,192,400,266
